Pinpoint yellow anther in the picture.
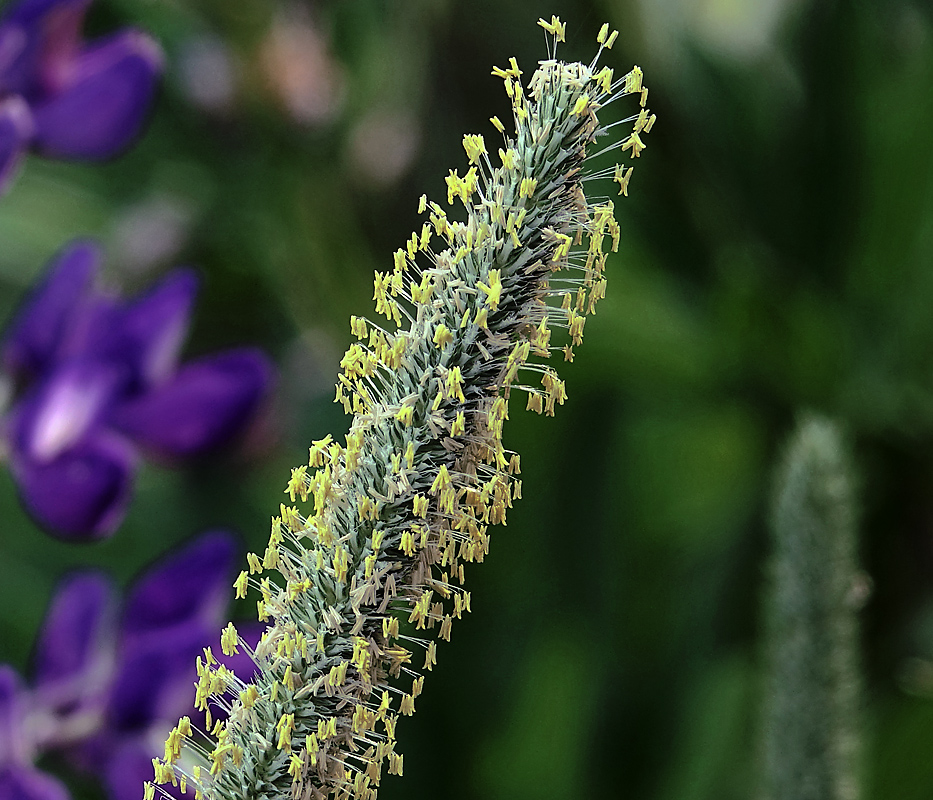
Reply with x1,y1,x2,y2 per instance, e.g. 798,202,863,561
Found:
350,315,369,340
625,65,644,94
462,166,478,196
240,685,259,708
594,66,613,94
413,494,429,518
418,194,427,214
572,93,590,116
553,233,572,261
445,170,463,205
433,324,454,349
622,131,646,157
400,694,415,716
233,571,248,600
401,530,416,556
532,316,551,354
575,286,587,314
614,164,633,196
263,541,279,570
286,465,309,503
597,22,609,44
537,15,566,41
396,404,414,426
478,269,502,309
288,753,303,780
430,464,452,495
221,622,239,656
333,546,349,584
519,177,537,198
633,107,650,134
276,713,295,750
440,614,453,640
451,410,466,437
308,435,333,467
424,640,437,671
490,115,505,133
526,391,543,414
498,148,519,170
283,665,296,690
419,222,432,250
445,367,466,403
462,134,487,165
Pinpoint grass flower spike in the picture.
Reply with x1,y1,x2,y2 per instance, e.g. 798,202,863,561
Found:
155,18,653,800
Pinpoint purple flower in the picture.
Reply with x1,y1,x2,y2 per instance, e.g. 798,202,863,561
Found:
1,239,275,540
0,530,259,800
0,765,70,800
0,0,163,195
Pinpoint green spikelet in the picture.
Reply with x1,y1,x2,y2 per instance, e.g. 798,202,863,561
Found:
761,414,864,800
153,16,653,800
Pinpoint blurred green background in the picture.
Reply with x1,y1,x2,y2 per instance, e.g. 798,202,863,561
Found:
2,0,933,797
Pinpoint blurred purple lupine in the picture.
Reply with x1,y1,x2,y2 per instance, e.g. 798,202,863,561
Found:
1,239,275,540
0,0,163,195
0,530,260,800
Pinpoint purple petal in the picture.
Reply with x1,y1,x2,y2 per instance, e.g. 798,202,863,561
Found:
0,0,89,100
0,26,27,78
101,741,152,800
10,430,137,541
54,292,123,366
0,666,25,766
122,530,236,637
111,349,274,459
108,269,198,391
31,30,162,159
0,95,33,195
1,0,89,27
10,360,123,463
0,766,70,800
103,740,186,800
108,620,209,732
2,239,100,378
33,573,117,709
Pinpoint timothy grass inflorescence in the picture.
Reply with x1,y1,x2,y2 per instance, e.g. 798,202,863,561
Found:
762,415,863,800
152,16,653,800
